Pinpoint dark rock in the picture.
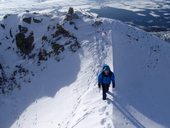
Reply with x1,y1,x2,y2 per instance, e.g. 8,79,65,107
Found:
28,53,36,59
0,64,31,94
92,20,103,27
12,39,15,44
42,35,48,41
23,17,32,24
0,24,5,29
15,32,34,54
74,26,78,30
0,64,2,70
0,64,7,94
52,43,64,55
33,12,39,14
65,7,79,21
33,18,42,23
7,46,11,50
38,49,48,61
70,41,80,52
15,65,29,76
47,25,55,31
10,29,13,38
25,10,30,13
3,14,10,19
18,25,28,33
68,7,74,15
127,34,131,38
69,21,74,25
54,25,71,37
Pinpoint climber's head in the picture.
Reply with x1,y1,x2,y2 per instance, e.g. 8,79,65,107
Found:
103,64,110,75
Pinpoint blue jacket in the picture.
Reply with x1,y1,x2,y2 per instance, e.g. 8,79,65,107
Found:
98,64,115,86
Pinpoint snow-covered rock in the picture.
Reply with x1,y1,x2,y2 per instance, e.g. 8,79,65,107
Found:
0,10,80,93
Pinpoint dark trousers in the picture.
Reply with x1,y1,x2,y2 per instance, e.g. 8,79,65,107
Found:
102,84,109,100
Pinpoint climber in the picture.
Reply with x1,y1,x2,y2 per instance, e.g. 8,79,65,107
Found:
98,64,115,100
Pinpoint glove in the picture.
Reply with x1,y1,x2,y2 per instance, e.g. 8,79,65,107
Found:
98,83,101,89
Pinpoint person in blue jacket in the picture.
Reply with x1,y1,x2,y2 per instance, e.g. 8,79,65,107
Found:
98,64,115,100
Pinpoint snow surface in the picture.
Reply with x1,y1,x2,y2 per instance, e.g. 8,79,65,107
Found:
0,7,170,128
0,0,170,19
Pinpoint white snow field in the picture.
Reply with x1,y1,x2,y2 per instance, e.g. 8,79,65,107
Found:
0,0,170,19
0,7,170,128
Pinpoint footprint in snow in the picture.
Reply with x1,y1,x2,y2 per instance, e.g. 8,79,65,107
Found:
100,118,106,125
99,106,107,113
106,111,109,116
107,123,112,128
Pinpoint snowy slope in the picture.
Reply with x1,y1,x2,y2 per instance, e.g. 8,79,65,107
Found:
0,8,170,128
112,21,170,128
0,10,114,128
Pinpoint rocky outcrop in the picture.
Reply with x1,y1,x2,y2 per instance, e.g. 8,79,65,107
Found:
53,25,71,37
0,64,30,94
23,17,32,24
18,25,28,33
0,9,81,94
52,43,64,55
15,32,34,55
33,18,42,23
65,7,79,21
3,14,11,19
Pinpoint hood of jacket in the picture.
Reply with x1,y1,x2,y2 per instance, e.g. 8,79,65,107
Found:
102,64,111,72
